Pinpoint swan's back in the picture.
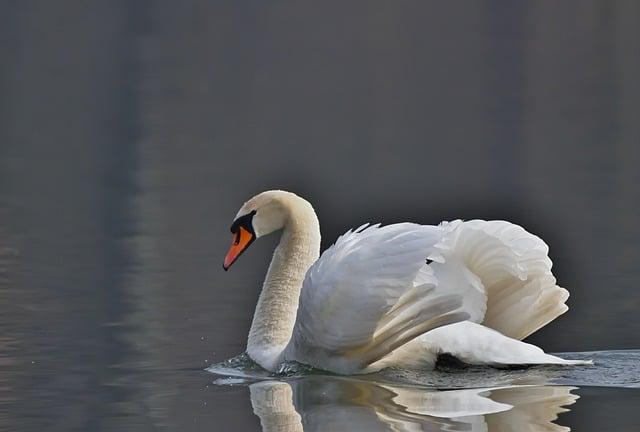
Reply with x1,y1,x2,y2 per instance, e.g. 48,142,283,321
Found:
284,219,580,373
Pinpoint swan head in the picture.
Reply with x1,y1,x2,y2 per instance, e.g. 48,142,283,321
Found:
223,190,302,270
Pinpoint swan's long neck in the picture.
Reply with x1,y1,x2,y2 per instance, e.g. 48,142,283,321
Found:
247,201,320,371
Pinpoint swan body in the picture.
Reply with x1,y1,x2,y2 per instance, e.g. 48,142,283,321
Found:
223,190,589,374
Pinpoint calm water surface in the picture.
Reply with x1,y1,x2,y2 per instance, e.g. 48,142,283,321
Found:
1,1,639,431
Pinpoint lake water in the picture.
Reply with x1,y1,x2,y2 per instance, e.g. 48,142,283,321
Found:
206,350,640,431
1,1,639,431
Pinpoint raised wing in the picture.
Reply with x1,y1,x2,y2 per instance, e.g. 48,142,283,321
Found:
437,219,570,340
286,223,470,373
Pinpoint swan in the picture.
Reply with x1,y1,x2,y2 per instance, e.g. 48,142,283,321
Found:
223,190,589,374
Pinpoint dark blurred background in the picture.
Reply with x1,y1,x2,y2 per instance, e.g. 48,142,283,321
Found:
0,1,639,431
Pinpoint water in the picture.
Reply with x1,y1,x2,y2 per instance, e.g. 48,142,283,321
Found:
1,1,639,431
204,351,640,431
207,350,640,431
208,350,640,390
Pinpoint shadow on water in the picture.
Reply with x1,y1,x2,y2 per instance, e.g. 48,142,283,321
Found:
206,354,581,431
245,378,577,432
206,349,640,431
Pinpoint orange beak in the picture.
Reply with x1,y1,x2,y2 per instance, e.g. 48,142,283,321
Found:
223,226,255,270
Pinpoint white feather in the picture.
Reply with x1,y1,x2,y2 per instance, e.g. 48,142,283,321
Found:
422,321,590,366
286,223,470,373
437,220,570,340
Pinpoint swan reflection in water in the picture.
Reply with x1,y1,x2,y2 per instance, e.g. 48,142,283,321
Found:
248,376,577,432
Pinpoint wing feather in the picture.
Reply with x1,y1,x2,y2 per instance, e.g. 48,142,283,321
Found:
436,219,570,340
286,223,470,372
286,218,572,373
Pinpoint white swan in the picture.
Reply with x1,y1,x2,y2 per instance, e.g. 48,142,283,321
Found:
223,190,589,374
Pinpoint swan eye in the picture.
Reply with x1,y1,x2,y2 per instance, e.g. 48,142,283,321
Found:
230,210,257,235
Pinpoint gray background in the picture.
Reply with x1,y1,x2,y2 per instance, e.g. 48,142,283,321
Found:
1,1,639,431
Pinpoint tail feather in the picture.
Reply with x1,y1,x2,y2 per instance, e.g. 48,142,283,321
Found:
423,321,592,366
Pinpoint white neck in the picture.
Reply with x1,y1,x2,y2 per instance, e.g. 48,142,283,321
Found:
247,199,320,371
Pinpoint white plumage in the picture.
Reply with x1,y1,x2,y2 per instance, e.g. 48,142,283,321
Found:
224,190,590,374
